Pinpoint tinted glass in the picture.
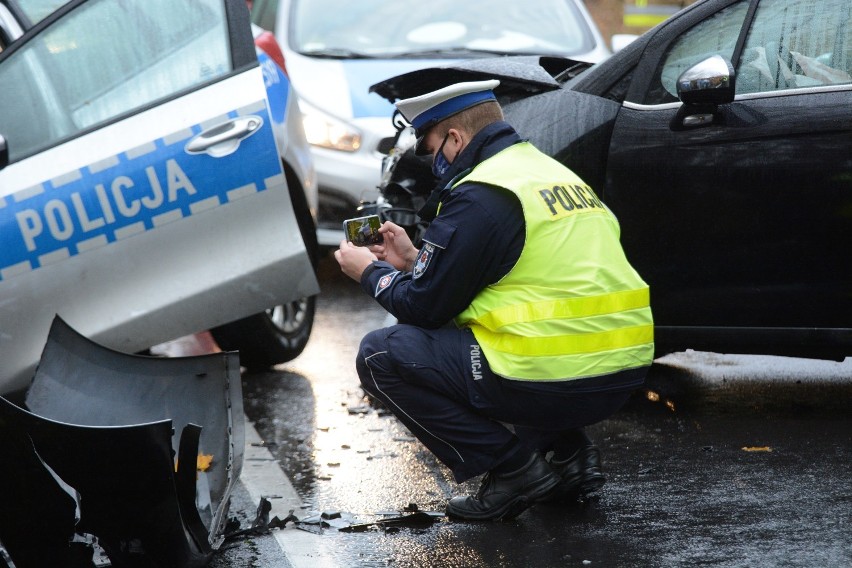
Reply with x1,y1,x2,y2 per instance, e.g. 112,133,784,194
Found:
249,0,280,32
0,0,229,162
737,0,852,94
645,0,749,104
289,0,595,57
14,0,69,24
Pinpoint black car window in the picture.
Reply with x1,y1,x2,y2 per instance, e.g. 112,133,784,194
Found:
643,0,750,105
737,0,851,94
0,0,230,163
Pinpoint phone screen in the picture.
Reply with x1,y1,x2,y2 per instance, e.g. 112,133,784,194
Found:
343,215,383,246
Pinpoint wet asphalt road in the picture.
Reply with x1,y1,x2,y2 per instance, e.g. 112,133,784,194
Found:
221,253,851,567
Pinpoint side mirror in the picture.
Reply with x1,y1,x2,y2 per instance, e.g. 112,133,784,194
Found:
676,54,736,105
0,134,7,170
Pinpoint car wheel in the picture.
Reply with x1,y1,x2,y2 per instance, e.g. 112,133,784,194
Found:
210,296,315,371
211,164,319,371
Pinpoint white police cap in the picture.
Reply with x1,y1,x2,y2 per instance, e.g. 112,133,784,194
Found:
395,79,500,139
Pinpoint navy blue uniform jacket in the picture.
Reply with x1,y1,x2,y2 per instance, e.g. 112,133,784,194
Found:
360,121,525,327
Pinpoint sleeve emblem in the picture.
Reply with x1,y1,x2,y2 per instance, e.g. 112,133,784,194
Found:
375,270,400,296
412,243,435,280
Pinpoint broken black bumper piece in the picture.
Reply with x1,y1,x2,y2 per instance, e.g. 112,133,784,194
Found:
0,316,244,568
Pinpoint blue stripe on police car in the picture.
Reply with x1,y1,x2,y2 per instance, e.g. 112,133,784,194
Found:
0,103,281,281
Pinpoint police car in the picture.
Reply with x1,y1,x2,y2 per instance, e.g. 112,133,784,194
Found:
0,0,320,394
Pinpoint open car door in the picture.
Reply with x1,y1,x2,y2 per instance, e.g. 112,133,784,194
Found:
0,0,318,394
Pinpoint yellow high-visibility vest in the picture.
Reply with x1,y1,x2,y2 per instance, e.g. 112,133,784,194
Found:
453,142,654,381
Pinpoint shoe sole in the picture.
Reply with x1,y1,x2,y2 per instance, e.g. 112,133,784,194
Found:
501,475,562,521
446,495,530,522
547,474,606,503
581,476,605,496
446,475,561,522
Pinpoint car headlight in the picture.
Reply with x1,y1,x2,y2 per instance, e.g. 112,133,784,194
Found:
299,100,361,152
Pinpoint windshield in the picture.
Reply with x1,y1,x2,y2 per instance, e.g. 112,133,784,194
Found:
289,0,595,58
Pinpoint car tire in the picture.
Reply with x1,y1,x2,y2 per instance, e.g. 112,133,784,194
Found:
210,296,315,371
210,165,318,371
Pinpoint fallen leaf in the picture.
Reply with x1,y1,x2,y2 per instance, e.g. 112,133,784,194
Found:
741,446,772,452
197,454,214,471
174,453,215,472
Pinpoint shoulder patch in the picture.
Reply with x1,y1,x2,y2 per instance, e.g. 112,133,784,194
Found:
412,243,435,280
375,270,400,297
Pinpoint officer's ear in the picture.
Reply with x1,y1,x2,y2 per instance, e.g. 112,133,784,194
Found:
446,128,466,156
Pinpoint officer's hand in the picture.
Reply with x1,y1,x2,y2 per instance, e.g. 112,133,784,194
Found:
370,221,418,272
334,240,378,282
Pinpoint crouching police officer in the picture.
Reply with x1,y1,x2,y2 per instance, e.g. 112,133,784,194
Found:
334,79,654,521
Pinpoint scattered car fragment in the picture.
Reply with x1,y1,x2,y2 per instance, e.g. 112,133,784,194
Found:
236,497,442,536
0,316,244,567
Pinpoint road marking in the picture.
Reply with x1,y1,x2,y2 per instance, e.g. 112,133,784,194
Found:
242,421,338,568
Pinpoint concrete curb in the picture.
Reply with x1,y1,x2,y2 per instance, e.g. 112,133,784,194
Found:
645,351,852,412
241,422,339,568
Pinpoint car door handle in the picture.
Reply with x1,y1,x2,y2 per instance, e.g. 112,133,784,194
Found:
184,116,263,157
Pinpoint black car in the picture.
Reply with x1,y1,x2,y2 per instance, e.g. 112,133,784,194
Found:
368,0,852,361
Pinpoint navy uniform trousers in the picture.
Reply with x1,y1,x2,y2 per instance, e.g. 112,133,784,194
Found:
356,324,646,483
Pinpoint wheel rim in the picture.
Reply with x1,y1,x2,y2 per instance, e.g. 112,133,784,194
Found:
267,297,309,334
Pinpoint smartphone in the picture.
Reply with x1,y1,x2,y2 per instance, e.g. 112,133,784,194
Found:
343,214,383,247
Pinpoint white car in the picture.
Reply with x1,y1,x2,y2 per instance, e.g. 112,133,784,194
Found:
0,0,320,394
249,0,613,245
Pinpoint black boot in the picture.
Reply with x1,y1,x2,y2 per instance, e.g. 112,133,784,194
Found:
545,445,606,502
446,453,561,521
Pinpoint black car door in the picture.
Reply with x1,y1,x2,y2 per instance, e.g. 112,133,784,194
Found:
604,0,852,349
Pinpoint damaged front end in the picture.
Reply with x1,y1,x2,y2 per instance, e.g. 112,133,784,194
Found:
0,316,243,567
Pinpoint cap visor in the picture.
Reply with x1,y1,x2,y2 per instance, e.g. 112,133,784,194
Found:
414,136,430,156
